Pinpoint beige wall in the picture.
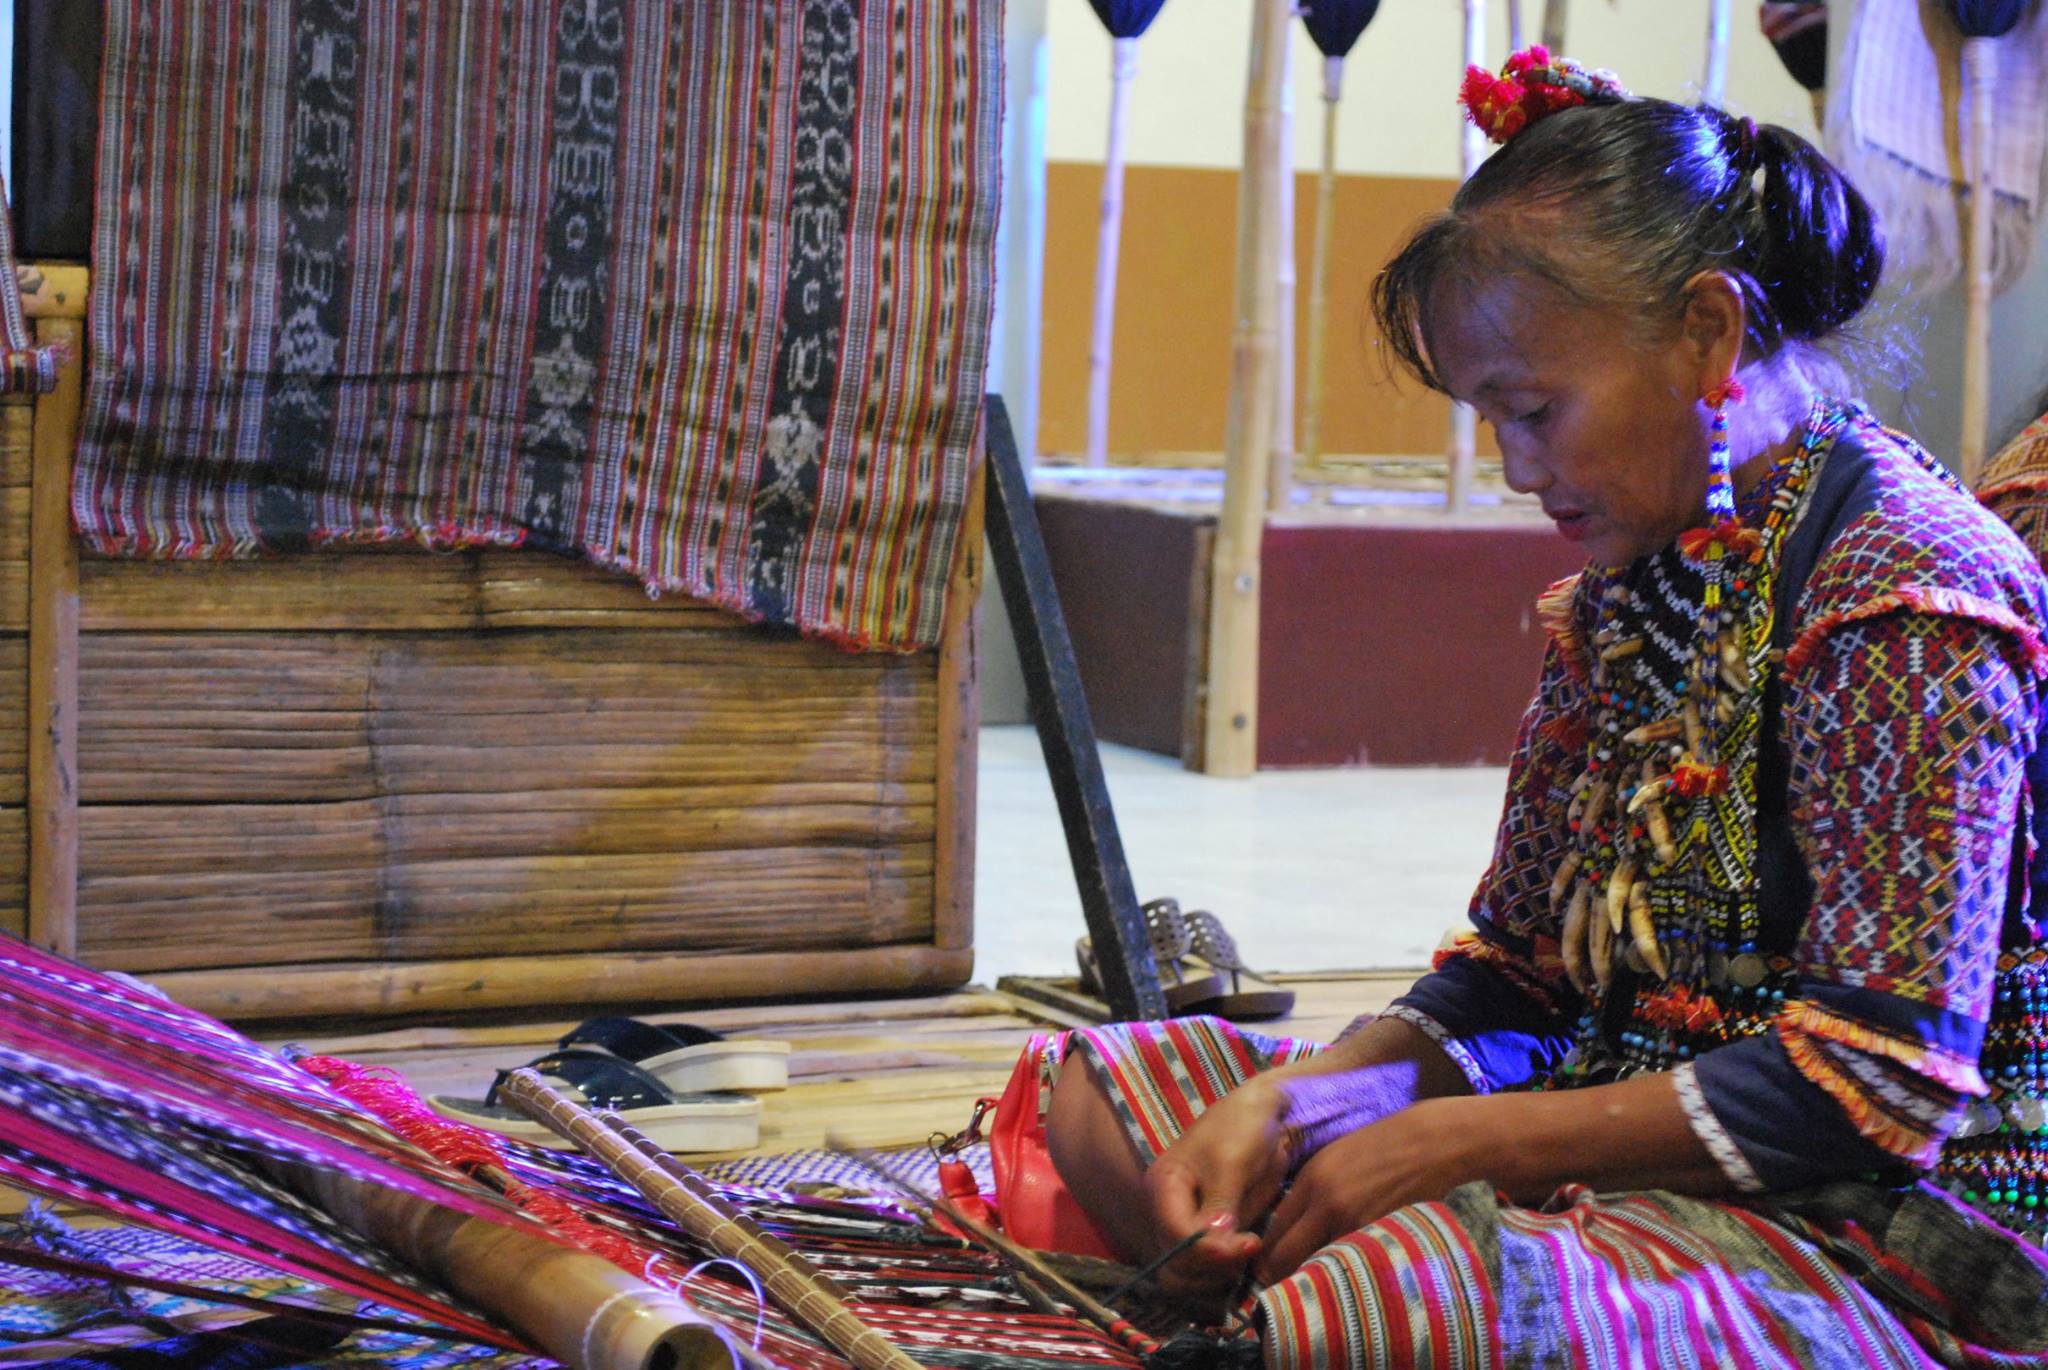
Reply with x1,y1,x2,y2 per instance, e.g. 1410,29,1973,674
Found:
1046,3,1823,176
1040,4,1830,460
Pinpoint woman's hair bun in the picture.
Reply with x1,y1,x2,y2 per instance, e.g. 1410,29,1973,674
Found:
1748,122,1884,343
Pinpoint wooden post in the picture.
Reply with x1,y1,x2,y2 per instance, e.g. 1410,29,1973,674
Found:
1704,0,1732,106
1268,30,1299,512
28,312,82,959
1541,0,1568,51
1959,37,1997,485
1203,0,1289,778
1448,0,1485,516
1085,37,1140,468
1301,55,1344,475
932,456,983,954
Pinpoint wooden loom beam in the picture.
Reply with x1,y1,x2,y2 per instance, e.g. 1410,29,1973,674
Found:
1204,0,1290,778
26,270,84,959
982,393,1166,1021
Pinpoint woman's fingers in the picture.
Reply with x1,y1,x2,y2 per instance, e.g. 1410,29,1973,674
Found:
1257,1179,1340,1284
1148,1157,1259,1253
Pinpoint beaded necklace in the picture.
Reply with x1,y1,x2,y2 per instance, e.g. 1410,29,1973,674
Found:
1549,398,1844,1078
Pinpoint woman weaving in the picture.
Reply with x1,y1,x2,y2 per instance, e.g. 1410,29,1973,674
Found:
1042,50,2048,1368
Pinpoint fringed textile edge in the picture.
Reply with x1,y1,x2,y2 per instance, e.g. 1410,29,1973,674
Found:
1782,586,2048,676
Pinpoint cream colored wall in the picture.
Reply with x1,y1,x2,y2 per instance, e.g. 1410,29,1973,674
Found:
1045,2,1822,176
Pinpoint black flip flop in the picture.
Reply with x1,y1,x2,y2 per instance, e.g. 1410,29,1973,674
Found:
558,1015,789,1094
429,1048,761,1153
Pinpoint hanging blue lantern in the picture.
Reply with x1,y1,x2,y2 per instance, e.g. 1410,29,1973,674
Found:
1084,0,1171,39
1759,2,1827,92
1300,0,1382,59
1944,0,2029,37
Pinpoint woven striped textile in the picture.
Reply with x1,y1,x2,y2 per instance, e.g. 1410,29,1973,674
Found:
76,0,1000,650
1065,1019,2048,1370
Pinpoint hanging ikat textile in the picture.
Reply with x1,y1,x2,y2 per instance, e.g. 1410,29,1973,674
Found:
75,0,1000,651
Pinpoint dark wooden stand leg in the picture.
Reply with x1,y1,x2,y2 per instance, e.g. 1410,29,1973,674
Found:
981,395,1165,1022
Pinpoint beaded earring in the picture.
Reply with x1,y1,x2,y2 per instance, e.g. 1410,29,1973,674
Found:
1703,377,1746,525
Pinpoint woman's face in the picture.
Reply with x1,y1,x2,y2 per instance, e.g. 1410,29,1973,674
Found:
1426,272,1712,567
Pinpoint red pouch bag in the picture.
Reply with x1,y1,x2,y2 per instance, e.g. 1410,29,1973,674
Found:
980,1032,1119,1259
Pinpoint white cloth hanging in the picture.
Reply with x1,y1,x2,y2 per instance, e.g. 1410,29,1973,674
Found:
1830,0,2048,293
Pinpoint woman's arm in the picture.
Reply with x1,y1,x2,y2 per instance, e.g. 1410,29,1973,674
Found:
1118,1016,1477,1296
1256,1070,1723,1280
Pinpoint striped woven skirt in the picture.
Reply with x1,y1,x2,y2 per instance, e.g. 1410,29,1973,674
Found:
1062,1019,2048,1370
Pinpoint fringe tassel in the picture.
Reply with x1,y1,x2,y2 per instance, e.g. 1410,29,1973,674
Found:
1,342,68,396
1783,586,2048,676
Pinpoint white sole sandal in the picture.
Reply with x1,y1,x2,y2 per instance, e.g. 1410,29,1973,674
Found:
428,1048,762,1153
557,1015,790,1094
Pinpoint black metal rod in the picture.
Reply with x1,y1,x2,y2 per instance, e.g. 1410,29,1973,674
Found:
981,395,1166,1021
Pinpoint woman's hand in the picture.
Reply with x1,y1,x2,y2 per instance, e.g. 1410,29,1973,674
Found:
1141,1079,1297,1300
1255,1096,1482,1283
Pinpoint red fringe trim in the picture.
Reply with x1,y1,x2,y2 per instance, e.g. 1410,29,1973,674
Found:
1676,520,1762,563
297,1056,674,1278
1773,1000,1988,1096
1782,586,2048,676
1775,1030,1949,1168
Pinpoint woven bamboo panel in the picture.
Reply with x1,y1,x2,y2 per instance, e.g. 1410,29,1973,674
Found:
0,807,20,939
1,398,20,936
1,401,27,632
0,637,20,807
74,623,939,975
77,549,744,633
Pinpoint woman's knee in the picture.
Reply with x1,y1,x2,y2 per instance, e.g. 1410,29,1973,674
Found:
1045,1053,1125,1190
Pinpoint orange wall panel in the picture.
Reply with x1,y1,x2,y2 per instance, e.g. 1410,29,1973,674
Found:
1040,162,1499,462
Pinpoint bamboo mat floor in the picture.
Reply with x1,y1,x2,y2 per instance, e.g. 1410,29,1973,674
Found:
261,969,1417,1162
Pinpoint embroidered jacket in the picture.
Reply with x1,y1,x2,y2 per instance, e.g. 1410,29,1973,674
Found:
1387,409,2048,1202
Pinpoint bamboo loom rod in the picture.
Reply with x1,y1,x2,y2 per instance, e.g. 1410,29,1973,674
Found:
498,1070,924,1370
1202,0,1291,777
28,310,83,959
1301,55,1344,474
1085,37,1140,468
1268,28,1299,512
1704,0,1732,106
1959,37,1998,485
1448,0,1485,516
1542,0,1568,51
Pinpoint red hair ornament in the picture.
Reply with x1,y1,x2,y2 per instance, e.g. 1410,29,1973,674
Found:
1461,46,1630,145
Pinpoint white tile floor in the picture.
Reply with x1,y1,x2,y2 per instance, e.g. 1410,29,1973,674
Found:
971,726,1509,985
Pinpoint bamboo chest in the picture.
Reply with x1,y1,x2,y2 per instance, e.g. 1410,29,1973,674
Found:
5,268,978,1020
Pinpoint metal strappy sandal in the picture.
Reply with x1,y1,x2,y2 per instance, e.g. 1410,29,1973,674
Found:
1180,908,1295,1021
1075,897,1227,1016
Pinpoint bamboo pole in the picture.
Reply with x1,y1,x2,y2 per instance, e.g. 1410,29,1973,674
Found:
1960,37,1997,484
1085,37,1140,467
27,314,82,959
286,1159,739,1370
931,457,983,952
1268,30,1299,511
1541,0,1568,51
1448,0,1485,515
499,1070,924,1370
1301,55,1344,474
1201,0,1290,777
1704,0,1732,106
